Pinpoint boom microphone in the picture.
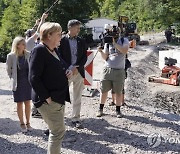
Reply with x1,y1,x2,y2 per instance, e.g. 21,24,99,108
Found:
45,0,61,14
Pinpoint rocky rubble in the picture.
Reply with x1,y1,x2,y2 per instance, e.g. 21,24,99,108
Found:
0,33,179,154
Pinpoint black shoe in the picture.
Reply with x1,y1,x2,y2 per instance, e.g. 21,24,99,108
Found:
44,129,49,136
32,112,42,118
122,102,127,106
109,102,116,106
72,121,83,129
116,111,123,118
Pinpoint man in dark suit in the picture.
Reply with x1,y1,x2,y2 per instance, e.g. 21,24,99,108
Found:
58,19,87,128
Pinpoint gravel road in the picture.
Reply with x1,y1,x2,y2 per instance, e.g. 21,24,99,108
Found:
0,33,179,154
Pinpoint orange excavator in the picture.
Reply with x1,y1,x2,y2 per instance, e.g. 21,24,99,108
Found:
149,57,180,86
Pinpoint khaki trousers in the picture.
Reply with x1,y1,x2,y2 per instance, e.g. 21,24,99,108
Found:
38,101,65,154
69,72,84,122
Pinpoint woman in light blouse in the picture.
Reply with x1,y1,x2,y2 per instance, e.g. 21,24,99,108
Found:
6,36,32,132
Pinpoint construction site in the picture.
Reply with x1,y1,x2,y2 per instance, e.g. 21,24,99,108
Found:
0,31,180,153
0,0,180,154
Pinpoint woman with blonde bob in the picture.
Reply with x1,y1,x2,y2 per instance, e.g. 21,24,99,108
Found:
6,36,32,133
29,22,71,154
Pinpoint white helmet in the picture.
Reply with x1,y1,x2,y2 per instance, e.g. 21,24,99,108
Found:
104,24,112,30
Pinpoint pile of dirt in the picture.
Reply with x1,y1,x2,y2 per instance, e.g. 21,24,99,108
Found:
126,43,180,115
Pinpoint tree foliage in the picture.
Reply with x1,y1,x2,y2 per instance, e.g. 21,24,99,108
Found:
98,0,180,32
0,0,179,61
0,0,99,61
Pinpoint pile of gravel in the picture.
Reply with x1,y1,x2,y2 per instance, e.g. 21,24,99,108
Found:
126,44,180,114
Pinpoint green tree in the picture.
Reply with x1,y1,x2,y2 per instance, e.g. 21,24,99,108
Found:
47,0,99,30
97,0,180,32
0,1,21,61
0,0,100,61
19,0,41,32
99,0,124,19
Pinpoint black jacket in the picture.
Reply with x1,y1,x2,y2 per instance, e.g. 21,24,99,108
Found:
29,44,70,108
58,36,87,78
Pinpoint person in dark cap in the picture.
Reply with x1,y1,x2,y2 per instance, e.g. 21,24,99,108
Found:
58,19,87,129
25,29,36,39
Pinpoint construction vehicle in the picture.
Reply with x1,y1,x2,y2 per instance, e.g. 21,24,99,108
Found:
118,16,140,42
149,57,180,86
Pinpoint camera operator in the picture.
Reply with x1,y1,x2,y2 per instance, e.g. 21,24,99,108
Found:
99,24,112,46
97,26,129,118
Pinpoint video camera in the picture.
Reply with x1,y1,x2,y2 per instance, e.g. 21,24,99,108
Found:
103,25,120,44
